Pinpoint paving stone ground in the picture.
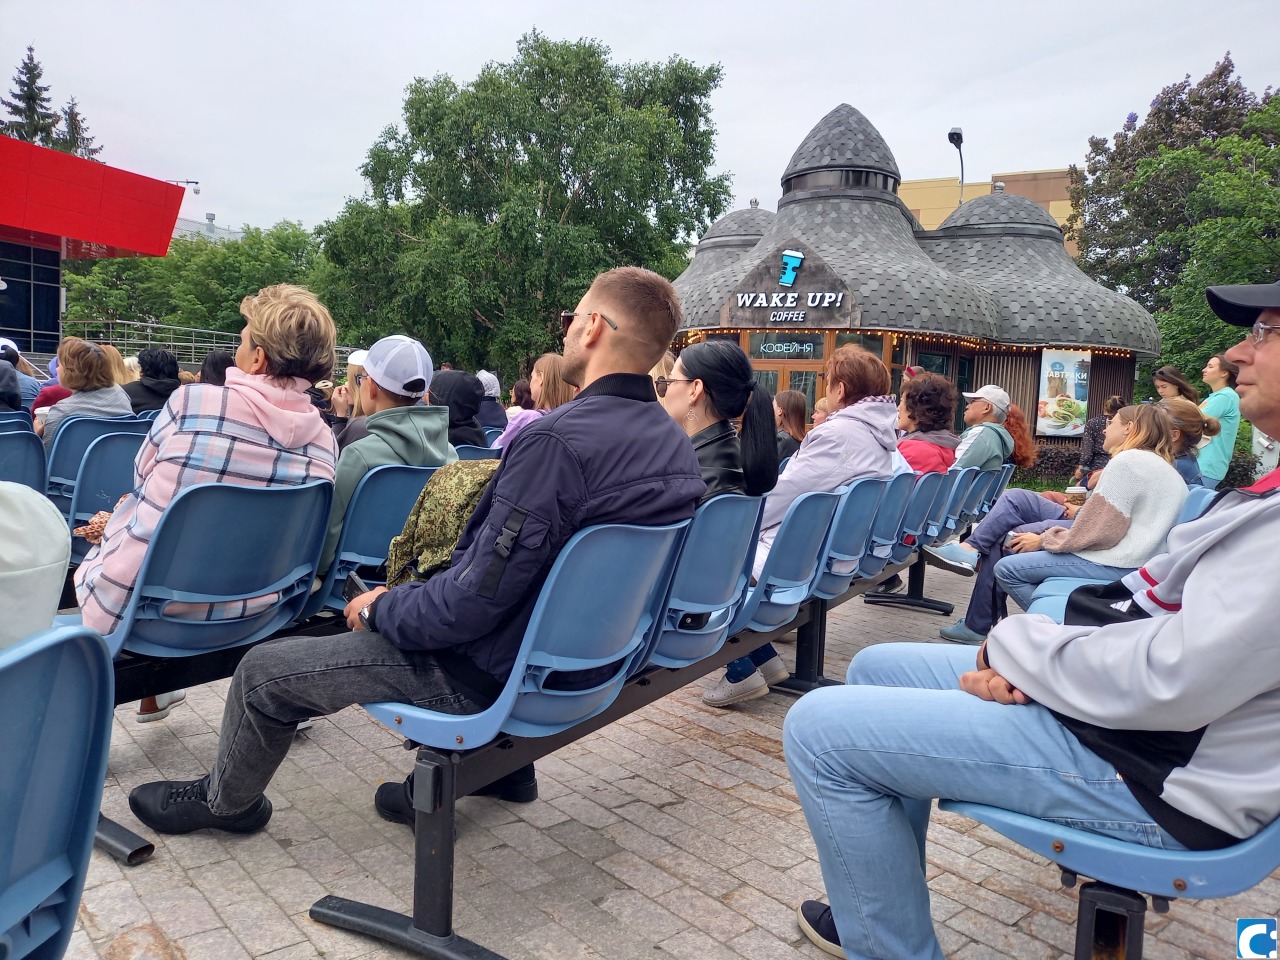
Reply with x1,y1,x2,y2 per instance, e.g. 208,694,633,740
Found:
74,567,1276,960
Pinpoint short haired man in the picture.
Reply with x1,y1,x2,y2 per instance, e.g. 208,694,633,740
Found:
783,279,1280,959
318,334,455,577
1198,351,1241,489
129,266,705,835
953,384,1013,470
123,347,183,414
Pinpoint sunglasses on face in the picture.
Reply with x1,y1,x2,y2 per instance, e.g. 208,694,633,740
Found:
560,310,619,337
653,376,695,398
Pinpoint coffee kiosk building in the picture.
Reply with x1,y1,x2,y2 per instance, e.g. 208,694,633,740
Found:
673,105,1159,430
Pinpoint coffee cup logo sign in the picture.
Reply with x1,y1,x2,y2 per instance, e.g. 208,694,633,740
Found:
724,241,855,329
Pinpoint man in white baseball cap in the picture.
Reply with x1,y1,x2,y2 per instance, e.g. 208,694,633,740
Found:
954,383,1013,470
317,335,455,576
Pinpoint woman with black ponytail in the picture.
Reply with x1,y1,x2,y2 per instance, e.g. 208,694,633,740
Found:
656,340,778,500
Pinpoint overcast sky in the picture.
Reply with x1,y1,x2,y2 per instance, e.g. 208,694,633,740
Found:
4,0,1278,234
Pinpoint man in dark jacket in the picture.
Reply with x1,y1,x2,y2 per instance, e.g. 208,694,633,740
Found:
129,266,706,835
123,348,183,413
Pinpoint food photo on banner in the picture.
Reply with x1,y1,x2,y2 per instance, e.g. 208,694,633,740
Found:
1036,348,1090,437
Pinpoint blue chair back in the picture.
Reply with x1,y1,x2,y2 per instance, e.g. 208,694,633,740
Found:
811,478,887,600
940,799,1280,902
729,490,842,635
482,426,503,446
858,472,916,577
66,433,142,564
0,625,112,960
303,464,439,618
930,467,977,545
365,520,688,748
1178,485,1215,523
46,417,149,517
983,463,1016,514
777,456,791,474
956,468,997,529
646,495,764,669
882,471,944,567
0,410,33,433
135,408,162,420
0,431,46,492
455,445,500,460
87,480,333,657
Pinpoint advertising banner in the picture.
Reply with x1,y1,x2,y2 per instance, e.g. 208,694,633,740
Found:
1036,349,1091,437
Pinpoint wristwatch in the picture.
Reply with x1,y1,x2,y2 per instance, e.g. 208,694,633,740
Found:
358,601,375,632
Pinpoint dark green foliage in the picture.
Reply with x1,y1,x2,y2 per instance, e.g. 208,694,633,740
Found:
1221,449,1262,490
1012,442,1080,489
2,45,59,144
311,31,732,381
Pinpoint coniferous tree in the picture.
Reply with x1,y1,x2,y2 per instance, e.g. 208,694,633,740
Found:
1,45,59,145
55,96,102,159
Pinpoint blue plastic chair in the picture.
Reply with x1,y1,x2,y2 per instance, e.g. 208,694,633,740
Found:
881,471,946,567
454,445,500,460
0,409,33,433
646,494,764,669
981,463,1016,516
955,468,998,530
811,478,887,600
364,520,688,749
0,430,47,492
0,625,113,960
46,417,149,518
1179,485,1214,522
302,464,439,618
60,480,333,657
482,426,503,446
777,456,791,474
939,798,1280,955
929,467,978,546
65,433,142,564
727,490,842,635
856,472,916,578
134,408,162,420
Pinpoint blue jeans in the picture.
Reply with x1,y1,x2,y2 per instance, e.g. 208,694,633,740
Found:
967,488,1066,554
993,551,1132,612
725,643,778,682
783,643,1180,960
1201,476,1221,490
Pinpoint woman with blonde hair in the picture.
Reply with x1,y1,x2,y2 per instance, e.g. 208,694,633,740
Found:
35,339,133,452
1160,395,1220,486
992,404,1187,614
99,344,131,385
330,350,369,450
494,353,573,447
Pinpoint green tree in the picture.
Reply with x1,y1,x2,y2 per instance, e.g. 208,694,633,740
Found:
313,31,732,380
2,45,59,145
1066,54,1269,313
64,222,321,333
1134,98,1280,382
53,96,101,159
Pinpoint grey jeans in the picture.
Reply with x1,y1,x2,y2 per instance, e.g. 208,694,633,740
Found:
206,630,484,815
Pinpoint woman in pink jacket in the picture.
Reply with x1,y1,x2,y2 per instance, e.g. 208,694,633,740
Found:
896,372,960,473
75,285,339,720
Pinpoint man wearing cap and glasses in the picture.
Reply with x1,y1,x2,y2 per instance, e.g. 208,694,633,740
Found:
129,266,704,836
317,335,456,578
784,278,1280,959
953,383,1014,471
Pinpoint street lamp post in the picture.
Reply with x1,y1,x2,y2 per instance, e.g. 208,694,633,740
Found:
164,179,200,195
948,128,964,207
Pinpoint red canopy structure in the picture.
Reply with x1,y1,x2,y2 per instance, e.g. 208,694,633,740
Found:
0,135,184,259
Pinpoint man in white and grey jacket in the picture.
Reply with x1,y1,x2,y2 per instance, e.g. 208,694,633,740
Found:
783,279,1280,960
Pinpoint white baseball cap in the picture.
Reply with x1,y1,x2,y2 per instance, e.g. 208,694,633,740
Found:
0,338,19,355
961,385,1011,414
362,335,433,398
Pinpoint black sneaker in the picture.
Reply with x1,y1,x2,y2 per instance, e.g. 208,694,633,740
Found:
871,574,904,595
375,765,539,828
374,779,415,826
129,776,272,835
797,900,844,958
471,764,538,804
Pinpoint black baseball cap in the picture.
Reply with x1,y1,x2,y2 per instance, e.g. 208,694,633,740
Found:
1206,280,1280,327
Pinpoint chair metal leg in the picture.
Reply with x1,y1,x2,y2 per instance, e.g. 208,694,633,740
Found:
775,599,840,694
862,554,955,616
1074,881,1147,960
310,751,505,959
94,813,155,866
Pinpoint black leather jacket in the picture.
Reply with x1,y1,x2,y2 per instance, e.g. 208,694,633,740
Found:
691,420,746,503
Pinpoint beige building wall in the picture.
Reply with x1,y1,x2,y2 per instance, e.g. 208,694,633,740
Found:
899,168,1076,255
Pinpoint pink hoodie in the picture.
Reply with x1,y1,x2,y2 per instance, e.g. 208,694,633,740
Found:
75,368,337,635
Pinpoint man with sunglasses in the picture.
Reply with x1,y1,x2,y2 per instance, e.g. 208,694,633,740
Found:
129,266,705,836
785,279,1280,959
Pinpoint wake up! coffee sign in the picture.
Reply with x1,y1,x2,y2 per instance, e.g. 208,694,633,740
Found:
720,240,857,329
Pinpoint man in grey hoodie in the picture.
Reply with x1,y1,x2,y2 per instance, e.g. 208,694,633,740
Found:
318,335,457,576
953,384,1014,470
784,280,1280,959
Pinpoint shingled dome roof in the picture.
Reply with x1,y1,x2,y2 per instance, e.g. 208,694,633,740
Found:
921,188,1160,354
938,188,1061,232
675,203,776,327
701,203,776,242
782,104,901,182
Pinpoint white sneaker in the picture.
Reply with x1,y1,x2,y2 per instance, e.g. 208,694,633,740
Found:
757,655,790,686
136,690,186,723
702,671,769,707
